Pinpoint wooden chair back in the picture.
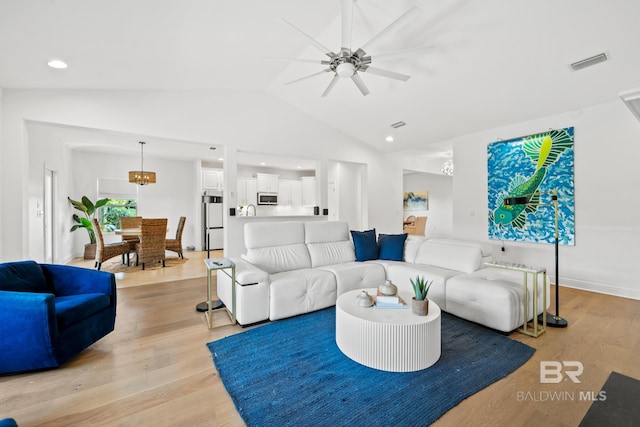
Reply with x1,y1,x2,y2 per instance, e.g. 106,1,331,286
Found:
135,218,168,269
92,218,129,270
120,216,142,250
166,216,186,258
404,216,427,236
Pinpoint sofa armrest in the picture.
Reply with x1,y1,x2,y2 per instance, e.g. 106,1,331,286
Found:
218,258,269,286
0,291,59,373
40,264,117,301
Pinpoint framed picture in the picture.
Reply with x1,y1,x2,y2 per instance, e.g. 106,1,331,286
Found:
487,127,575,245
403,191,428,211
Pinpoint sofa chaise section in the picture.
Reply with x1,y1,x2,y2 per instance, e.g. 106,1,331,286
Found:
446,267,550,332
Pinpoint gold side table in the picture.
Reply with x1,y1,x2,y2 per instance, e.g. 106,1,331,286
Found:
204,257,236,329
484,261,547,337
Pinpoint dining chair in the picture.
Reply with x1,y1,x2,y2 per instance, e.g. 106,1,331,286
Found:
92,218,130,270
404,216,427,236
165,216,186,259
135,218,168,270
119,216,142,253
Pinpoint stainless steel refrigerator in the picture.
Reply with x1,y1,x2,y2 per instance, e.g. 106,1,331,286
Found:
202,194,223,252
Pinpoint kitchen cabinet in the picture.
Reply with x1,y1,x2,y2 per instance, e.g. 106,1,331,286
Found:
237,178,257,207
203,169,224,191
256,173,279,193
302,176,316,206
279,180,302,207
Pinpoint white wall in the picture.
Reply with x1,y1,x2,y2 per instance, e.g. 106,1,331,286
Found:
403,172,453,237
72,150,200,259
447,99,640,300
24,119,201,262
26,122,74,262
1,89,402,261
328,161,366,231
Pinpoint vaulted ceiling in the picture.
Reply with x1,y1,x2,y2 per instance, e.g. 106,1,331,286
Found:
2,0,639,157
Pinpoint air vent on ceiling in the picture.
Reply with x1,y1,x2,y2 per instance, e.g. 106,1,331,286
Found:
570,52,608,71
391,121,406,129
620,89,640,122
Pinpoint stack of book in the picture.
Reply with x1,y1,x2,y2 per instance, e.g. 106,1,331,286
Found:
375,293,409,310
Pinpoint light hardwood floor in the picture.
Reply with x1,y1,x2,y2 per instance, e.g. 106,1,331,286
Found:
1,251,639,426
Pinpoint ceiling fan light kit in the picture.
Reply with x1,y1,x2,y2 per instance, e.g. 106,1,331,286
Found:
282,0,424,97
336,62,356,78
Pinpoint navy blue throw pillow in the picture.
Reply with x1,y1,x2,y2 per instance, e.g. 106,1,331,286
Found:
350,229,378,261
378,233,408,261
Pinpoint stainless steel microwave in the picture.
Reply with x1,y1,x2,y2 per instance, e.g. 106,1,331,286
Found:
257,192,278,205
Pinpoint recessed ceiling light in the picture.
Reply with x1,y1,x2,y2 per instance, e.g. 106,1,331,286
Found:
260,162,266,166
385,136,394,142
47,59,68,69
218,158,224,161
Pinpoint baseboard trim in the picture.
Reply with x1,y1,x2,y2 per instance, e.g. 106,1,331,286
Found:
560,277,640,301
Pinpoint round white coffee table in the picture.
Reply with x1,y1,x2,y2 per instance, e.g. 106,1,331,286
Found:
335,288,441,372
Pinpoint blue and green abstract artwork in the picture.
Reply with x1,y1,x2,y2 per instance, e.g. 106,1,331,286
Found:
488,127,575,245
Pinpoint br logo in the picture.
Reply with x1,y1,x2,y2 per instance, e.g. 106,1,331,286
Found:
540,361,584,384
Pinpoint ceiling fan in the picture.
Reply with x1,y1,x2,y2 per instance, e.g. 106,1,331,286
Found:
279,0,430,97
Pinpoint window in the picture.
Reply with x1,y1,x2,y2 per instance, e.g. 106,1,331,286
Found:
102,199,137,231
97,178,138,231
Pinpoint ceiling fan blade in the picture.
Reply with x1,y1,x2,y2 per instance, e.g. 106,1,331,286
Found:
285,69,332,85
372,45,435,61
321,74,341,97
360,5,420,54
263,56,325,64
351,73,370,96
341,0,354,50
281,18,336,58
362,66,411,82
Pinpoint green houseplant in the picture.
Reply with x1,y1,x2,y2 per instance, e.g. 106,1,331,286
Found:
68,196,110,259
410,275,433,316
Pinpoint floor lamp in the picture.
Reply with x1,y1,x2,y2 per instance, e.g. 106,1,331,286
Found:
503,189,568,328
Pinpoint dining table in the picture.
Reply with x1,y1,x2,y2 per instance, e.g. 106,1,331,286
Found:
114,228,142,236
115,227,169,236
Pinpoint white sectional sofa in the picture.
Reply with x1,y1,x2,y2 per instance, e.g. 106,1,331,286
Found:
217,220,548,332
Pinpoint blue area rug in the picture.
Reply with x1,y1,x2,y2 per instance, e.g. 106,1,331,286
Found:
207,307,535,426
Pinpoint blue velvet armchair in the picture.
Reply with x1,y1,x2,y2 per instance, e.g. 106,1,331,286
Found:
0,261,117,375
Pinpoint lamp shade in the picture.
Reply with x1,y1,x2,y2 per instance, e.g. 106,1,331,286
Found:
129,141,156,185
128,171,156,185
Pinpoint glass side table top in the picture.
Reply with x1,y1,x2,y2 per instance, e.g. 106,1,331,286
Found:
204,257,235,270
484,260,546,273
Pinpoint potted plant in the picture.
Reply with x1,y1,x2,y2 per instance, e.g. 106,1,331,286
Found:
68,196,110,259
410,275,433,316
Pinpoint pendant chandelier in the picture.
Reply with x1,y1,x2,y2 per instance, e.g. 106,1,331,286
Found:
128,141,156,185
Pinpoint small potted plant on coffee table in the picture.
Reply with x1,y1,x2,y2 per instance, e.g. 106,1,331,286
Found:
410,275,433,316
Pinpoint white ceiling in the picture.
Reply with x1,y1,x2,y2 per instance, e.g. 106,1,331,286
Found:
26,120,319,170
3,0,640,157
